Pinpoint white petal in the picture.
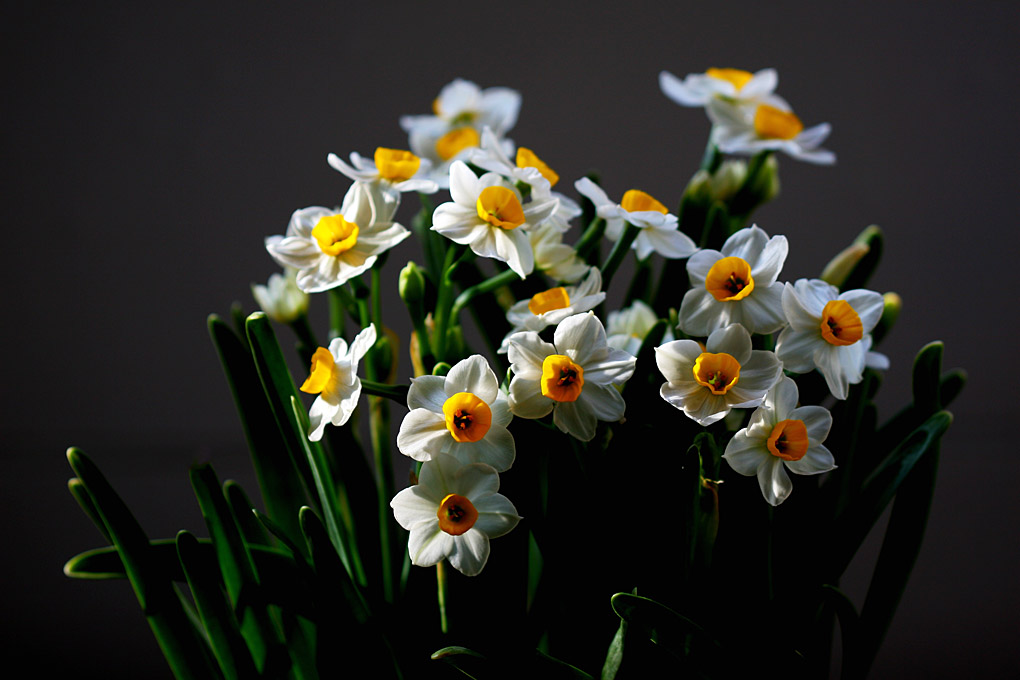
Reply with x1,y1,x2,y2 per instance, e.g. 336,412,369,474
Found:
445,355,499,403
814,345,851,400
580,383,626,422
508,376,554,419
446,459,501,499
706,324,753,364
768,377,801,422
574,177,612,208
349,324,377,363
727,351,782,405
507,332,554,379
775,327,822,373
785,445,836,476
447,530,489,576
553,400,597,441
659,70,706,106
307,396,338,442
685,392,731,426
583,348,637,385
749,232,788,286
448,161,482,206
686,249,723,284
643,226,698,259
678,287,727,337
840,289,885,333
390,485,440,530
554,312,607,367
758,457,793,505
453,426,515,472
789,405,833,443
473,494,522,538
396,409,448,461
721,225,769,262
407,375,448,412
739,283,788,334
723,430,767,476
407,521,454,567
654,340,703,383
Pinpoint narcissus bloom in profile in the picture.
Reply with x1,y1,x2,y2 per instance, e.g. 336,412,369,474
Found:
327,148,439,194
469,127,559,195
775,279,888,400
706,97,835,165
530,221,590,283
252,268,308,324
606,299,672,356
678,225,789,336
659,67,788,110
574,178,697,260
265,182,409,293
723,377,835,505
655,323,783,426
507,312,636,441
390,453,520,576
400,79,521,187
432,161,559,278
397,354,516,472
499,267,606,353
299,324,376,441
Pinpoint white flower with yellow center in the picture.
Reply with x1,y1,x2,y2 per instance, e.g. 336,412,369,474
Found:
606,300,673,356
299,324,376,441
327,147,439,194
400,79,521,188
530,221,590,283
706,97,835,165
432,161,559,278
723,377,835,506
678,225,789,336
655,323,783,426
389,452,521,577
252,268,308,324
498,267,606,353
265,182,409,293
775,279,889,400
659,67,788,110
507,312,636,441
397,354,516,472
574,178,697,260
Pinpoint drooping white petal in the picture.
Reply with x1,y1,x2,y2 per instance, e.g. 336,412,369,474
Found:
553,398,597,441
758,457,793,506
307,396,338,442
447,530,489,576
407,521,454,567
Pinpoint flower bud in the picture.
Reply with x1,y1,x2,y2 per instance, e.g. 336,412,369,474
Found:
872,292,902,345
399,261,425,305
252,269,308,324
820,243,870,287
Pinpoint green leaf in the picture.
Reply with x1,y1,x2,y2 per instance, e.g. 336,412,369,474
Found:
223,481,271,547
532,650,594,679
911,341,943,415
66,448,221,679
601,619,627,680
208,314,310,543
819,584,859,680
176,531,260,680
610,592,710,658
67,477,111,543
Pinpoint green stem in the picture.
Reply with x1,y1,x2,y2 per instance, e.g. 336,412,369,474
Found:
360,379,409,403
437,561,449,635
700,138,722,173
289,312,319,365
574,217,606,262
431,245,468,363
600,223,641,291
450,267,521,319
328,288,347,340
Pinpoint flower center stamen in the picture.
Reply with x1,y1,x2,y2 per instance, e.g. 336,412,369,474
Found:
706,67,754,92
754,104,804,140
476,186,526,230
541,354,584,402
766,419,809,461
299,347,337,395
819,299,864,346
442,392,492,443
437,493,479,536
516,147,559,187
436,126,480,160
692,352,741,395
704,256,755,301
620,189,669,214
528,287,571,315
311,215,360,256
374,147,421,182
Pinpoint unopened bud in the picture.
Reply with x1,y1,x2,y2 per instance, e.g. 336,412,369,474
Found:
399,261,425,305
252,269,308,324
820,243,870,287
872,292,902,345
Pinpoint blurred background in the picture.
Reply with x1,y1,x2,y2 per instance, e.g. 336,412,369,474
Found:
3,1,1017,677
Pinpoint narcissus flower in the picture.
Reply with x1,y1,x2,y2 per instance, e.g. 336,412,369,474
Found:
432,161,559,278
606,300,672,356
655,323,783,426
574,178,697,260
397,355,516,472
265,182,409,293
498,267,606,353
775,279,888,400
678,225,789,336
530,221,590,283
400,79,521,187
469,127,559,195
299,324,376,441
252,268,308,324
327,148,439,194
507,312,636,441
707,97,835,165
659,67,788,110
390,452,520,576
723,377,835,505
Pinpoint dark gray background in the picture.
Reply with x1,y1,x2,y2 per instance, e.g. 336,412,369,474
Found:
3,2,1017,677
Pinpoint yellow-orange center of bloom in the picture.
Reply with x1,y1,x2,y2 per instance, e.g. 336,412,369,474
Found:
312,215,360,256
435,126,480,160
706,67,754,92
819,299,864,346
528,287,571,316
766,419,809,461
541,354,584,402
374,147,421,182
754,104,804,140
442,392,492,443
704,256,756,301
476,186,525,229
692,352,741,395
437,493,478,536
300,347,337,395
516,147,559,187
620,189,669,214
